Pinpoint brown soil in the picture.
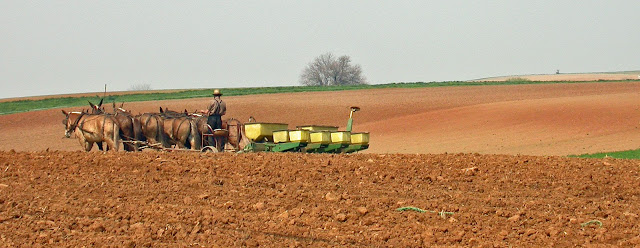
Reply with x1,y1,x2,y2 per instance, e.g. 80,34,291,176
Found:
1,151,639,247
2,82,639,155
1,82,640,246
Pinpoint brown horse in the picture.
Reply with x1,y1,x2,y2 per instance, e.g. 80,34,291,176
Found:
170,109,251,152
62,110,120,151
89,101,145,152
190,114,214,146
161,116,201,150
114,107,146,151
153,108,201,150
224,118,251,152
137,112,171,149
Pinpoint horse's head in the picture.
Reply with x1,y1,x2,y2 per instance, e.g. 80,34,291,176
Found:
113,102,132,115
62,110,68,126
88,99,104,114
61,110,85,138
160,107,187,118
116,107,129,114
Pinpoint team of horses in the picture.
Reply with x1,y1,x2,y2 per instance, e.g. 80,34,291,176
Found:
61,100,250,152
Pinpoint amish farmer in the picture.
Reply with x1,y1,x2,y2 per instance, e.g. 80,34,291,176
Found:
205,89,226,130
202,89,226,146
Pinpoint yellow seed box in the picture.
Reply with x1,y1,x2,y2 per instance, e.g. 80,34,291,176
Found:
296,125,339,132
288,130,310,143
350,132,370,145
244,122,289,142
330,131,351,144
272,130,289,143
310,131,331,144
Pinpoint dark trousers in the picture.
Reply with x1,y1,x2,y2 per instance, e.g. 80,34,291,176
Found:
207,115,222,146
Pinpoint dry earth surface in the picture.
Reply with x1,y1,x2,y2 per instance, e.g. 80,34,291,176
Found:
1,152,640,247
1,80,640,246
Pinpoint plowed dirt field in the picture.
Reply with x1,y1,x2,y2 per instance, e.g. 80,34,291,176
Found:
1,82,640,246
2,151,640,247
2,82,640,155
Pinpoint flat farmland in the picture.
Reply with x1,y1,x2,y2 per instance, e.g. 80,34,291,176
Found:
1,81,640,246
1,82,639,156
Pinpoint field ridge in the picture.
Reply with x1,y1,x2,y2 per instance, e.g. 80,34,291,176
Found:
3,79,640,115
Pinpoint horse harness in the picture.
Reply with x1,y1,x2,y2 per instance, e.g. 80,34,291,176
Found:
69,113,111,137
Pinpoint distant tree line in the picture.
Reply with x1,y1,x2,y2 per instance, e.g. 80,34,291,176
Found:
128,83,152,91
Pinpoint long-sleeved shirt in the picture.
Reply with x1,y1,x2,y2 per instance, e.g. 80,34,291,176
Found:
207,98,226,116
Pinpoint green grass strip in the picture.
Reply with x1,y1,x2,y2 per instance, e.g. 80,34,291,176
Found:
571,148,640,160
396,207,427,213
436,210,455,218
396,207,455,218
2,79,638,115
581,220,603,228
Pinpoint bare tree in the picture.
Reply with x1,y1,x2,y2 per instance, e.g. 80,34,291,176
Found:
300,53,367,86
128,83,152,91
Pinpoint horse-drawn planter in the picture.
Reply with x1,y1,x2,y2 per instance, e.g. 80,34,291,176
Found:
63,102,369,154
190,106,369,154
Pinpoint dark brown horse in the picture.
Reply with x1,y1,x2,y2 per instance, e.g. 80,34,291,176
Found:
113,105,146,151
62,110,120,151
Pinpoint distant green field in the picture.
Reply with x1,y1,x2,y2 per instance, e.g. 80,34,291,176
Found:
1,79,639,115
609,70,640,75
571,149,640,160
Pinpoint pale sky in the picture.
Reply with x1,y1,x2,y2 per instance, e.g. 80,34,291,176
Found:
1,1,639,99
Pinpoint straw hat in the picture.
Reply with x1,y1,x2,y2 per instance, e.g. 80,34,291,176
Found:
212,89,222,96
